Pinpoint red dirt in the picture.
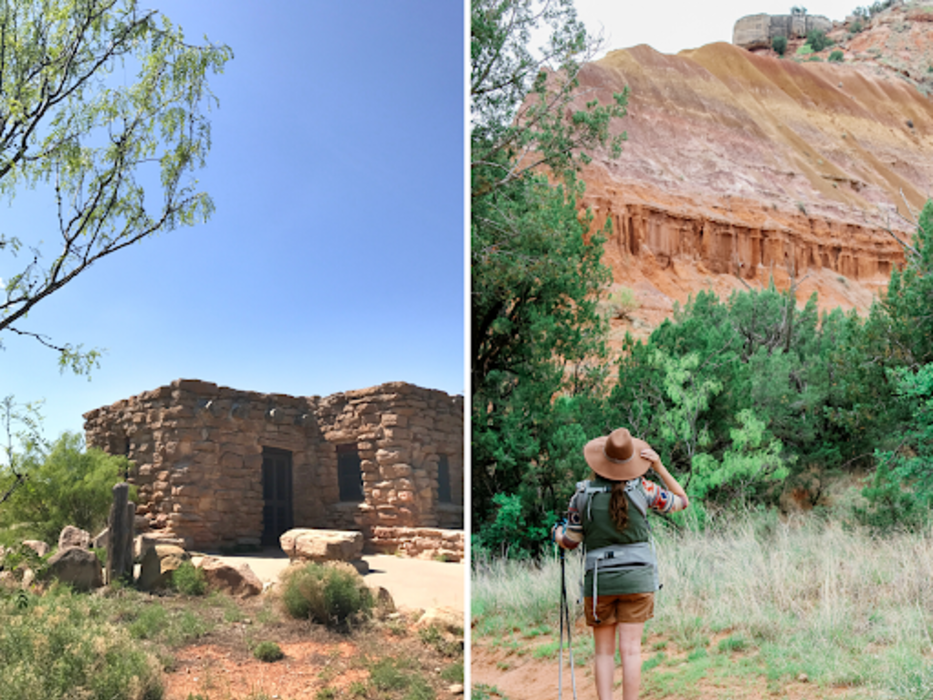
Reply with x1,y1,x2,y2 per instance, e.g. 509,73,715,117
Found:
164,639,365,700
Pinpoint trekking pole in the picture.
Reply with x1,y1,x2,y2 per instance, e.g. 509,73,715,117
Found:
558,547,578,700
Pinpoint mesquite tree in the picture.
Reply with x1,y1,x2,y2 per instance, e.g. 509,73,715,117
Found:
0,0,231,370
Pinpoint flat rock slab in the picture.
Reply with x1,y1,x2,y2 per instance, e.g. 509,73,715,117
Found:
280,528,364,563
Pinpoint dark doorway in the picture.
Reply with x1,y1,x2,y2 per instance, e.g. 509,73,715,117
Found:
262,447,293,546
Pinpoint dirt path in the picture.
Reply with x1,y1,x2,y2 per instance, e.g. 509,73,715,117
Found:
471,635,866,700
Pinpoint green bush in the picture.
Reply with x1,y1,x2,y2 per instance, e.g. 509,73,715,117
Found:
0,432,131,545
253,640,284,662
807,29,832,52
172,562,207,596
849,19,863,33
772,35,788,56
829,49,844,62
280,562,372,629
0,586,162,700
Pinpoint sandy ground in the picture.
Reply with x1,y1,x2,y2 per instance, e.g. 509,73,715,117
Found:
210,549,465,613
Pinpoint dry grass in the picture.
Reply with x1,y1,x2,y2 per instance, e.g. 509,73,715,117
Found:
473,507,933,698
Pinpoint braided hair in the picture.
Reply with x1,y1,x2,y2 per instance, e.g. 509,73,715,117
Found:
608,479,630,532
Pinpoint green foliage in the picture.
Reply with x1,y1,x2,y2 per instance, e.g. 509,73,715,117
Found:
606,286,639,319
171,561,207,596
0,432,130,544
253,640,284,662
440,661,464,683
471,492,552,559
471,0,627,545
796,43,814,56
280,562,372,630
829,49,845,62
0,0,232,368
807,30,832,52
849,19,863,33
0,586,162,700
772,35,788,56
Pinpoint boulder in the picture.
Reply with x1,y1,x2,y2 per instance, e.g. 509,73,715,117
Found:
46,547,103,590
415,606,464,634
196,557,262,597
22,540,49,557
138,544,190,591
280,528,364,563
366,583,396,614
58,525,91,550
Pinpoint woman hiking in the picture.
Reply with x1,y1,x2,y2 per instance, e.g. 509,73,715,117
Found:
553,427,689,700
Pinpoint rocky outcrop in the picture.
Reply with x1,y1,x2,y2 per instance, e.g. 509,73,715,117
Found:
567,39,933,333
734,13,833,49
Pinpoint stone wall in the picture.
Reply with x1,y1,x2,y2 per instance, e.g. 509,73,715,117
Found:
83,380,463,550
733,13,833,49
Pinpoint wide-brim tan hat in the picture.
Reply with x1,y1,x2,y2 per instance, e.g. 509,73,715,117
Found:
583,427,653,481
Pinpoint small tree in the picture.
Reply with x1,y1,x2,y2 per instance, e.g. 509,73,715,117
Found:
773,35,788,56
791,5,808,15
807,29,831,52
0,432,130,544
829,49,844,62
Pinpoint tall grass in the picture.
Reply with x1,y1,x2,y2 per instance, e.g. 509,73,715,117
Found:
473,509,933,698
0,585,162,700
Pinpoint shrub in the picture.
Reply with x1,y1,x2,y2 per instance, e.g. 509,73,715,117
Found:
253,641,284,662
829,49,844,62
607,286,639,319
849,19,863,33
807,29,831,52
0,432,131,545
280,562,372,629
772,35,788,56
172,561,207,596
0,586,162,700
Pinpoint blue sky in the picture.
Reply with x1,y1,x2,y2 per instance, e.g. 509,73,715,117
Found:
2,1,465,446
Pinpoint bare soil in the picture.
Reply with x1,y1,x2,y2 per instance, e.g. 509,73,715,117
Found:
159,596,462,700
471,628,867,700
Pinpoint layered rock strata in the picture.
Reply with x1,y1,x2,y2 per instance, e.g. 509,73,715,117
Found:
572,40,933,324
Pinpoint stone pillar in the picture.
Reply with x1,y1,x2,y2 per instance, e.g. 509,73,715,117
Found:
106,483,130,584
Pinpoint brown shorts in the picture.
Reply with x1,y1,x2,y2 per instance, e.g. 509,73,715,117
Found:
583,593,655,626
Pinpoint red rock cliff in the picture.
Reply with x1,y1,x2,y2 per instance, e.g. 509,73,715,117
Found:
573,39,933,333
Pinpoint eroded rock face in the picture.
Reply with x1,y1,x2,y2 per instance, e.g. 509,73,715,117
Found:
280,528,364,563
567,40,933,334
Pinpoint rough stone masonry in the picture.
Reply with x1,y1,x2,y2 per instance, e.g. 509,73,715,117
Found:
83,380,463,551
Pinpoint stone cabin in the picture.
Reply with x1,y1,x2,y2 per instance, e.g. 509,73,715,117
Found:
83,379,464,551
